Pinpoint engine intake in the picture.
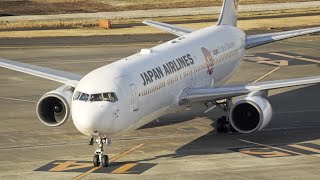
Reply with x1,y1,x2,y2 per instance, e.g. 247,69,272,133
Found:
36,87,73,127
230,96,272,133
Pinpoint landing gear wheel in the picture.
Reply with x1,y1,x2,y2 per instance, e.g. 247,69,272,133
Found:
101,155,109,167
229,125,238,132
216,116,228,133
93,155,100,167
91,137,111,167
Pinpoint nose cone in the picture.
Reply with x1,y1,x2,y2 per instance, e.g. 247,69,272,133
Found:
72,102,102,136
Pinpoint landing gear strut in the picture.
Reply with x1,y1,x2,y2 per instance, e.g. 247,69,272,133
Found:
216,116,236,133
91,137,110,167
208,99,237,133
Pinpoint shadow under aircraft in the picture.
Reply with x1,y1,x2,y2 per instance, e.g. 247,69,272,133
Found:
139,83,320,159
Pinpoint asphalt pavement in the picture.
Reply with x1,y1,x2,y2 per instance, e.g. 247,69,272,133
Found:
0,33,319,180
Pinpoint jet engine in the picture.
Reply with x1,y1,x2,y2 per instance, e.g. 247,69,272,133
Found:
36,86,73,127
229,96,272,133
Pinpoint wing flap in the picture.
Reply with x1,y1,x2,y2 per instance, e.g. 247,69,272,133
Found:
179,86,251,104
143,20,194,36
179,76,320,104
0,58,82,87
246,27,320,49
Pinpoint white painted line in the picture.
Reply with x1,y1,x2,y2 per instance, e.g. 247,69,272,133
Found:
0,96,37,103
275,109,320,114
270,52,320,64
252,67,281,83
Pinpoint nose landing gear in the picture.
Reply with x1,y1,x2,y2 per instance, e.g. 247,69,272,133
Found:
91,137,111,167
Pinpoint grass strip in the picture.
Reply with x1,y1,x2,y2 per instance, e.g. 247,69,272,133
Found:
0,15,319,38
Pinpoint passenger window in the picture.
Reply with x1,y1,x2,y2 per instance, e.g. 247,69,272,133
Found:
90,94,103,101
79,93,89,101
73,91,81,100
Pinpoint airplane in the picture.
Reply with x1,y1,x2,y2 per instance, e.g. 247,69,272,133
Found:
1,0,320,167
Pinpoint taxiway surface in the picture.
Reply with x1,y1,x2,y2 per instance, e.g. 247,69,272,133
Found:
0,33,319,180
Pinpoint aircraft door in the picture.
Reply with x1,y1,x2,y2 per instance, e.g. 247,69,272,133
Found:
191,55,206,88
129,84,139,111
188,54,198,88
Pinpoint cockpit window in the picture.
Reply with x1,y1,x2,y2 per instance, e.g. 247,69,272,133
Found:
79,93,89,101
90,94,103,102
103,92,118,102
73,91,81,100
73,91,117,102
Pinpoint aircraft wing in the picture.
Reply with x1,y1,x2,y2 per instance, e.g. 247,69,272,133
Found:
179,76,320,104
0,58,82,87
246,27,320,49
143,20,194,36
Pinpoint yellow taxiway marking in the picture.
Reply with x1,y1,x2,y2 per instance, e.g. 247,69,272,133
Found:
49,161,93,172
289,144,320,154
239,147,292,158
245,55,288,67
252,66,281,83
111,163,137,174
270,52,320,64
109,143,144,162
239,139,320,160
72,143,144,180
72,166,100,180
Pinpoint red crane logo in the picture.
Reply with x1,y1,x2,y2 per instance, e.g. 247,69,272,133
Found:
201,47,215,75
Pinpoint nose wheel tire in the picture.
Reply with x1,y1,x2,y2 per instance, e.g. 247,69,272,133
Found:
93,155,100,167
101,155,109,167
91,137,111,167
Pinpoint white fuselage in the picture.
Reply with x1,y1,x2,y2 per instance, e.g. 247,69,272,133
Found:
72,25,246,138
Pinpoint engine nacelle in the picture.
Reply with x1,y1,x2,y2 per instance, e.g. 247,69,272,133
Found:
36,86,73,127
230,96,272,133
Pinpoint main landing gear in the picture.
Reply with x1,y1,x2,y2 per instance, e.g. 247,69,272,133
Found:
90,137,110,167
216,116,237,133
205,99,237,133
